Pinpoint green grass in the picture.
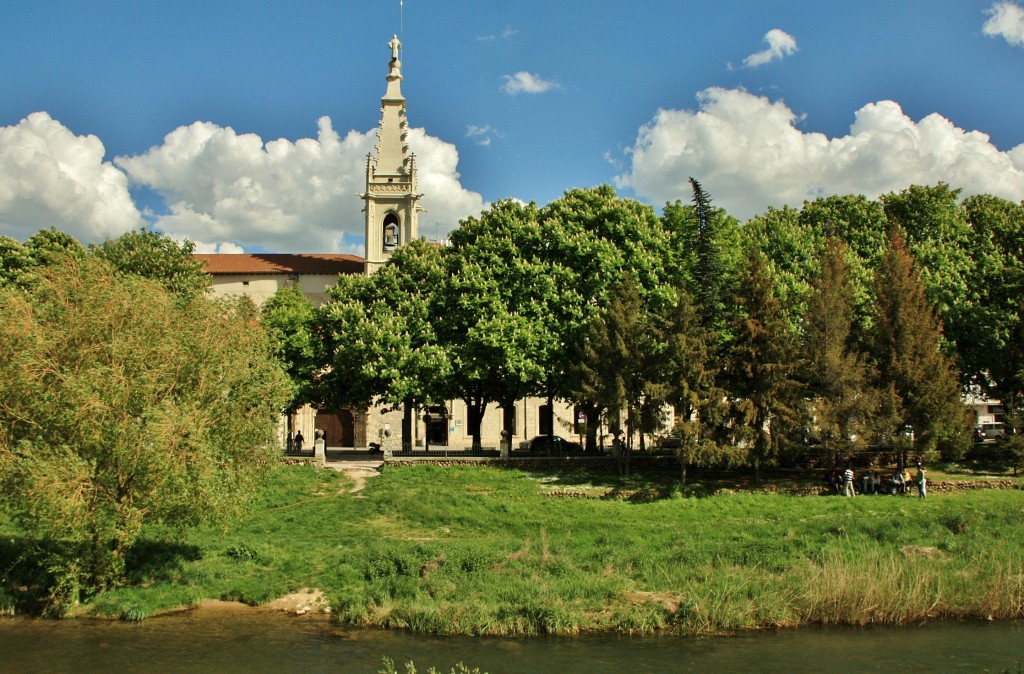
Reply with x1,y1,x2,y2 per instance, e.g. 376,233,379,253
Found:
3,462,1024,635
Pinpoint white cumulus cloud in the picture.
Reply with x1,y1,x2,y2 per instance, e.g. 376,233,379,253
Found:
501,71,558,95
616,87,1024,221
742,29,798,68
0,112,143,242
984,1,1024,46
116,117,485,253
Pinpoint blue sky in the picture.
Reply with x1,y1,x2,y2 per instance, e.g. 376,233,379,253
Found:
2,0,1023,254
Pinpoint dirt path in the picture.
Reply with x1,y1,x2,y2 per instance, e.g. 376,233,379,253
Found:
323,459,383,493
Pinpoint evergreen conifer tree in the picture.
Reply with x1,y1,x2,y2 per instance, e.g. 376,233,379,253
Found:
726,249,805,482
801,238,877,467
574,276,662,474
871,229,967,465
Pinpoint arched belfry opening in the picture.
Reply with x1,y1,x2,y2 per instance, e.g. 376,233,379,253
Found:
382,212,401,251
359,34,423,275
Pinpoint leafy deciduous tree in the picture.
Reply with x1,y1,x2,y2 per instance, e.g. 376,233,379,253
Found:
91,227,212,301
962,194,1024,401
882,184,975,380
541,186,671,447
261,285,320,435
319,239,450,446
0,228,85,289
0,257,290,604
438,200,554,448
741,205,819,329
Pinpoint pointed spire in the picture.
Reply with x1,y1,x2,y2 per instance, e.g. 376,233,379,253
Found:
384,34,404,103
373,34,408,176
362,33,421,275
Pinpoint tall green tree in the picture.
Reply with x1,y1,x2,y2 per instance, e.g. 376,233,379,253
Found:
573,276,664,474
91,227,212,301
0,256,289,605
437,200,554,448
540,186,671,447
798,194,889,340
995,303,1024,471
800,194,890,260
261,285,320,433
661,181,742,335
801,238,877,466
658,284,732,484
881,184,974,381
319,239,449,447
725,248,805,482
962,194,1024,402
871,229,967,464
661,182,740,466
741,205,819,328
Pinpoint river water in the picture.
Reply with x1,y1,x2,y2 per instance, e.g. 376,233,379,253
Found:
1,610,1022,673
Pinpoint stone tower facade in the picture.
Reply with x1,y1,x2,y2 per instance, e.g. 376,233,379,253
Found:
361,35,422,275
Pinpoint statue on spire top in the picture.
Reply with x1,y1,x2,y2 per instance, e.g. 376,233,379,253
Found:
389,35,401,61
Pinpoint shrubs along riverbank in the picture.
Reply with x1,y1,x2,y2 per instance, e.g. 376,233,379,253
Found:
4,463,1023,635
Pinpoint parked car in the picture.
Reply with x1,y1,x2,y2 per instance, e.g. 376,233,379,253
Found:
520,435,583,455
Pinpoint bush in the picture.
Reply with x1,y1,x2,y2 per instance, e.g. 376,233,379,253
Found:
0,256,290,596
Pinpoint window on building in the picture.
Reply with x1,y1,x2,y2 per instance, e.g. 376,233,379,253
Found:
503,405,518,437
539,404,552,436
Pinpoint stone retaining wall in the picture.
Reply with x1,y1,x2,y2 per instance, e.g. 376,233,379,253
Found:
384,455,680,472
786,479,1021,497
382,457,1022,496
929,479,1021,491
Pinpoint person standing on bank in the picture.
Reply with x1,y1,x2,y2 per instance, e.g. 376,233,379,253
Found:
843,466,855,497
916,462,927,499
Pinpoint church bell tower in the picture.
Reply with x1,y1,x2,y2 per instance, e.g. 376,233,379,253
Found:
361,35,422,275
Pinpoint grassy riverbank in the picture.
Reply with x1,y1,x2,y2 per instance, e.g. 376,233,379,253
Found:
4,463,1024,634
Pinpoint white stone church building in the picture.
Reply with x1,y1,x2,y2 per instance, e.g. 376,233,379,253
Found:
198,36,584,453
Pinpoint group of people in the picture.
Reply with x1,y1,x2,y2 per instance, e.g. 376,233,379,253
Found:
829,463,927,498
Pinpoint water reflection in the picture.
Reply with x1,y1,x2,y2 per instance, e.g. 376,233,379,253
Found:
0,610,1021,673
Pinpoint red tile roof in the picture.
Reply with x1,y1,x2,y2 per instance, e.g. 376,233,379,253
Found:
196,253,365,275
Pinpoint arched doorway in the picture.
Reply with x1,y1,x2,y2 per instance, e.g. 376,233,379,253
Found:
315,408,355,447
